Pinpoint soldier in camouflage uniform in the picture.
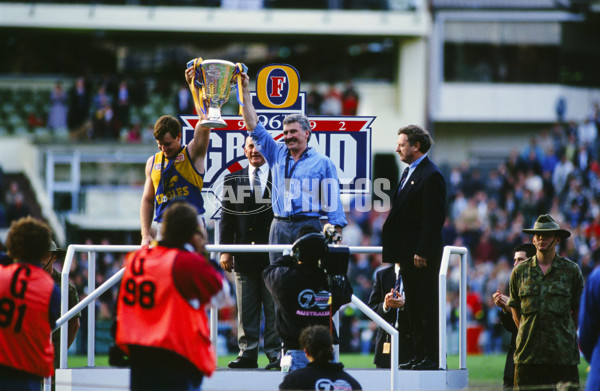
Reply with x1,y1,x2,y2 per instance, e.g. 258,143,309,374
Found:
508,214,583,390
41,241,81,368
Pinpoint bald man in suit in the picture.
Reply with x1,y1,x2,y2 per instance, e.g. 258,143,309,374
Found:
381,125,446,370
219,136,280,369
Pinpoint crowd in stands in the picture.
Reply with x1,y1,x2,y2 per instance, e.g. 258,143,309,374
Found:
443,104,600,354
0,176,32,229
51,75,153,142
0,76,360,144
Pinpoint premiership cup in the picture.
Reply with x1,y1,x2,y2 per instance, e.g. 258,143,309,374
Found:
187,59,245,128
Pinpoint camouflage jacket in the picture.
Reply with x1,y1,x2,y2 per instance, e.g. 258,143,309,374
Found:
508,254,583,365
51,267,81,363
51,268,81,320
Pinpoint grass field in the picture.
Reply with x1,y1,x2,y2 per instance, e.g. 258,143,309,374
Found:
68,353,590,388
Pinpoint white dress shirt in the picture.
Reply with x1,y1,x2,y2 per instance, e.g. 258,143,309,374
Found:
248,162,269,195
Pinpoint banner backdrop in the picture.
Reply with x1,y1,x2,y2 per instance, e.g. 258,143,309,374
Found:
181,63,374,204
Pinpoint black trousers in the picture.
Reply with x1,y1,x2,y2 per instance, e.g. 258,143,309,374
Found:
503,346,515,389
514,363,579,391
403,266,439,363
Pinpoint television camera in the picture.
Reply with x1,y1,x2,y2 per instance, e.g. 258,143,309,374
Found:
291,223,350,276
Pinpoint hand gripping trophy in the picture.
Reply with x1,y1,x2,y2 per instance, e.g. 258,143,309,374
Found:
186,57,247,128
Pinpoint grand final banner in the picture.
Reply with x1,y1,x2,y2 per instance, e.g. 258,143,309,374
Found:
181,63,374,199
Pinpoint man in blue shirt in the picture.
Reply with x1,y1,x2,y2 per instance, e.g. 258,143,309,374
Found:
240,73,347,263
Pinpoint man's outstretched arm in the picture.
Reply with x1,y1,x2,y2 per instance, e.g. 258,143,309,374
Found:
241,73,258,132
185,65,211,173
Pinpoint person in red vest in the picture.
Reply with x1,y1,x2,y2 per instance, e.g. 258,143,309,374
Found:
116,201,224,391
0,217,60,391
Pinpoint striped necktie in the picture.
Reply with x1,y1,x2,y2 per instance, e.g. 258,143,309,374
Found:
394,273,403,327
399,167,409,190
252,167,261,194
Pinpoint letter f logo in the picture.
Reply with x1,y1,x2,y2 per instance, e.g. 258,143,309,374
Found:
270,76,287,98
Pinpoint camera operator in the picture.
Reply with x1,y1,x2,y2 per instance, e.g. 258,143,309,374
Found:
263,225,353,372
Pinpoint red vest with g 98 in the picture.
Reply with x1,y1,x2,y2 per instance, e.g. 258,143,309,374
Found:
116,246,216,376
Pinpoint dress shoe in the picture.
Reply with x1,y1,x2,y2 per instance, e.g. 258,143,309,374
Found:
228,356,258,369
411,357,439,370
265,356,281,370
399,358,418,370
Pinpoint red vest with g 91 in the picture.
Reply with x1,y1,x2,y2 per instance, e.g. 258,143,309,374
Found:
0,263,55,377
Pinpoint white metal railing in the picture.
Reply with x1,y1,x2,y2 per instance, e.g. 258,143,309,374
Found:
51,244,468,391
58,245,139,370
439,246,468,370
350,294,399,390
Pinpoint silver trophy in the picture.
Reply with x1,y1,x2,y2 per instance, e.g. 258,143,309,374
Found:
187,59,246,128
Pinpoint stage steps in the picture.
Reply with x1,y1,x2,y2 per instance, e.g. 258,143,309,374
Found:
55,367,469,391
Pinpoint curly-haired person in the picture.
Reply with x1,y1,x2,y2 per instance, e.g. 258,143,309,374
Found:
279,325,362,391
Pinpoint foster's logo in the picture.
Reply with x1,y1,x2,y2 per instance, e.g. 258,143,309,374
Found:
256,64,300,109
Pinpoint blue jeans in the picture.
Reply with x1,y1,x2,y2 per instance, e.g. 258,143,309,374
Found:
283,349,309,372
0,378,42,391
0,366,42,391
269,218,322,264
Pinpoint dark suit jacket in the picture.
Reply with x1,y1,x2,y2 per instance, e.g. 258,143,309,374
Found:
368,265,414,368
381,156,446,270
175,88,194,115
219,167,273,274
67,86,91,129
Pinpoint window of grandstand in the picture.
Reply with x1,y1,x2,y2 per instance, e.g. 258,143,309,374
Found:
442,21,600,86
0,0,397,10
443,43,561,84
0,29,397,83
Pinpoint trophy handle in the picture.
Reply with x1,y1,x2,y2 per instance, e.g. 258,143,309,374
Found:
230,63,248,90
186,58,205,88
187,57,208,118
232,63,248,108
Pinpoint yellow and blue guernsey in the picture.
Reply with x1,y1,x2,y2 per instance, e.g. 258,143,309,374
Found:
151,146,205,222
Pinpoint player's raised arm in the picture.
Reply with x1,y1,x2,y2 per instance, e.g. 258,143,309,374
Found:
185,65,211,173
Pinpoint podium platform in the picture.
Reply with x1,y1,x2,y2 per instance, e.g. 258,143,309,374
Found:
52,245,471,391
55,367,469,391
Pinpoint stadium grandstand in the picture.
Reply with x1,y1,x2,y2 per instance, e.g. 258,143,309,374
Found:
1,0,600,389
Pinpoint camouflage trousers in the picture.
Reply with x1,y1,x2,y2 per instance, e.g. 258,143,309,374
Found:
514,363,579,391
